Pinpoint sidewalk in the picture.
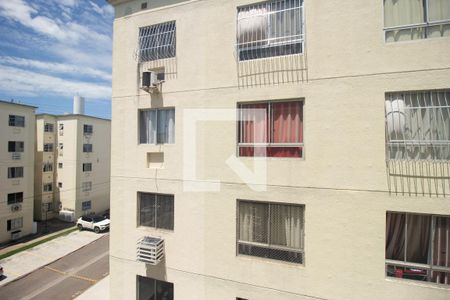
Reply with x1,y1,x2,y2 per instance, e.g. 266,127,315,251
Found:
0,230,107,287
76,276,110,300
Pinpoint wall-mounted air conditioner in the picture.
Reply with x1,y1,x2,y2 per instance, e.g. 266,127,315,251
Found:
11,204,22,212
11,230,21,240
12,152,21,160
141,71,164,93
137,236,164,265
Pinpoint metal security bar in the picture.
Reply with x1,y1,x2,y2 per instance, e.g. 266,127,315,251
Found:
236,0,304,61
138,21,176,62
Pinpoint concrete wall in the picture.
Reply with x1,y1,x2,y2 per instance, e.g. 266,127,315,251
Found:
109,0,450,299
0,102,35,243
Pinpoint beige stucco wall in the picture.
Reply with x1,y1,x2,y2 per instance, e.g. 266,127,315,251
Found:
109,0,450,299
0,102,35,243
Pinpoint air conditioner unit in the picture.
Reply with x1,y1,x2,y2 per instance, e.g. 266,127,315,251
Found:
137,236,164,265
11,204,22,212
11,230,21,240
12,152,21,160
141,71,163,93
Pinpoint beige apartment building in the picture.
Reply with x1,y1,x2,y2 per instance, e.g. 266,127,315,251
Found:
0,100,36,243
35,108,111,222
108,0,450,299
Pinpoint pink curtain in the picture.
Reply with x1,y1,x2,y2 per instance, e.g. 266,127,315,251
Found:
239,103,268,157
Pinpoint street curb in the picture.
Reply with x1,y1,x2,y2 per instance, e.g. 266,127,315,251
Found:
0,232,109,288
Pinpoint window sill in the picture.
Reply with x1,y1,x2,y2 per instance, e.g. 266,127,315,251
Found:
235,254,305,268
137,226,174,234
385,277,450,290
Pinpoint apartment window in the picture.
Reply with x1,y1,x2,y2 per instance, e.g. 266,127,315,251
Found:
59,143,63,150
8,167,23,178
237,200,304,264
44,123,54,132
44,143,54,152
58,182,63,188
9,115,25,127
81,182,92,192
82,163,92,172
59,123,64,136
237,0,304,61
43,183,53,192
8,141,24,152
83,124,93,134
385,90,450,161
386,212,450,285
137,275,174,300
83,144,93,152
58,162,63,168
138,192,174,230
43,162,53,172
384,0,450,42
82,200,91,211
7,217,23,231
139,108,175,144
44,202,53,212
138,21,176,62
7,192,23,205
238,100,303,157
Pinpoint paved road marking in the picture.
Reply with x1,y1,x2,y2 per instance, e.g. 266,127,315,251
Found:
45,266,67,275
71,274,98,284
20,251,108,300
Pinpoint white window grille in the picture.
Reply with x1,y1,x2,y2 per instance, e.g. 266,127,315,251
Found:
138,21,176,62
237,200,304,264
384,0,450,42
81,181,92,192
236,0,304,61
385,90,450,161
136,236,165,265
11,153,21,160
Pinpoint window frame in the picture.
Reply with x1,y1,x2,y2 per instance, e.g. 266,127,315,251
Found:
136,275,174,300
385,211,450,286
139,108,176,145
8,167,24,178
9,115,25,127
137,20,177,63
137,192,175,231
7,192,23,205
82,200,92,211
83,124,93,134
43,143,54,152
44,123,54,132
7,217,23,231
81,181,92,192
43,183,53,192
8,141,24,152
236,199,305,264
82,163,92,172
43,162,53,172
83,143,93,153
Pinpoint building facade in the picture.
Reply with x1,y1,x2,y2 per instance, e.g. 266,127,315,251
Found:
0,100,36,243
108,1,450,299
35,114,111,222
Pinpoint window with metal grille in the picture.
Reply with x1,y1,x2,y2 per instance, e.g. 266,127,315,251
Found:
44,143,54,152
43,183,53,192
7,217,23,231
238,100,303,157
81,182,92,192
44,123,54,132
139,108,175,144
7,192,23,205
8,141,24,152
43,162,53,172
137,275,174,300
58,162,63,168
385,90,450,161
83,144,93,152
386,212,450,285
236,0,304,61
9,115,25,127
8,167,23,178
83,163,92,172
138,192,174,230
84,124,93,134
237,200,304,264
138,21,176,62
82,200,91,211
384,0,450,42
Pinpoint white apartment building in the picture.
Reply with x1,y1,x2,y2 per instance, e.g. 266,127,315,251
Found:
108,1,450,299
35,109,111,222
0,100,36,243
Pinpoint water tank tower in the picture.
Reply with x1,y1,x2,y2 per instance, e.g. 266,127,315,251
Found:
73,95,85,115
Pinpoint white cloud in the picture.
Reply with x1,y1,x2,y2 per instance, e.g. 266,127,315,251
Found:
1,56,112,81
0,65,111,100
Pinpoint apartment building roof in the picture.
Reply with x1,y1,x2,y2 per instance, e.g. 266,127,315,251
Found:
0,99,37,109
36,113,111,122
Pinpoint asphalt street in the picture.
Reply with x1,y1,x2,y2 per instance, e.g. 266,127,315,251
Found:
0,233,109,300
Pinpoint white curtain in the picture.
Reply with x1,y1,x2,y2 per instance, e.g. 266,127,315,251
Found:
157,109,175,144
428,0,450,37
270,204,303,249
140,110,157,144
384,0,424,41
239,202,268,244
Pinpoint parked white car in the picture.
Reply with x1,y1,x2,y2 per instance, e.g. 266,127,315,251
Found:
76,216,110,233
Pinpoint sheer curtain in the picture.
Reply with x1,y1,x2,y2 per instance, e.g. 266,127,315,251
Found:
238,201,268,243
271,101,303,157
428,0,450,37
157,109,175,144
140,110,157,144
270,204,303,249
239,103,269,157
384,0,424,41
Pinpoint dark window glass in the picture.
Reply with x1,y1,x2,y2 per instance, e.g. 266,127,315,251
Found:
7,192,23,205
138,193,174,230
83,144,93,152
9,115,25,127
137,276,174,300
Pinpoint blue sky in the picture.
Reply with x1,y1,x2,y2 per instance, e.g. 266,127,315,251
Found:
0,0,113,119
